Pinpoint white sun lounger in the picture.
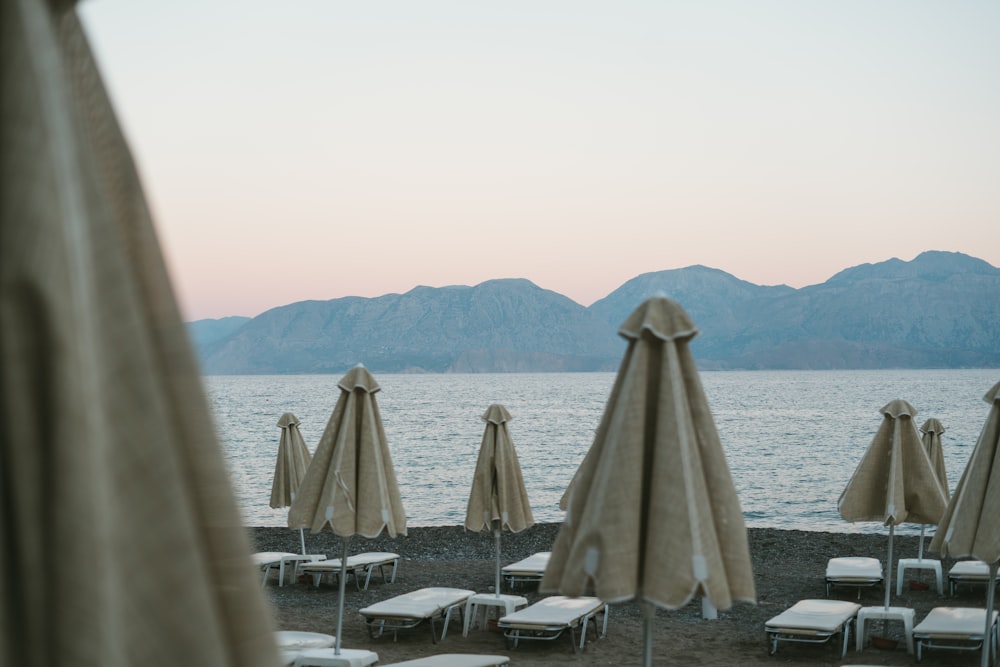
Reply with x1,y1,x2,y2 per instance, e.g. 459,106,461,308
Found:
273,631,336,666
359,587,475,643
825,557,883,598
913,606,1000,663
299,552,400,590
379,655,510,667
947,560,998,597
500,551,550,590
765,599,862,658
254,552,302,587
497,595,608,653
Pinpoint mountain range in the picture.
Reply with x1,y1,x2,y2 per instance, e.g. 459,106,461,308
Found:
188,250,1000,373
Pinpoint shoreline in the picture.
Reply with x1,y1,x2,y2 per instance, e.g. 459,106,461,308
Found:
251,524,984,666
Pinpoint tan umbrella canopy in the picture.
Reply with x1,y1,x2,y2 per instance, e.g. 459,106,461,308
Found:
929,381,1000,667
920,418,950,499
541,296,756,667
288,364,406,655
465,404,535,597
271,412,313,554
838,399,948,610
1,1,279,665
916,418,949,559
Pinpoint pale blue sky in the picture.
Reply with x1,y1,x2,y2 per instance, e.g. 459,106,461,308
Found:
78,1,1000,321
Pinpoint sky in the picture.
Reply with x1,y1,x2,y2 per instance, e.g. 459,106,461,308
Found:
77,1,1000,322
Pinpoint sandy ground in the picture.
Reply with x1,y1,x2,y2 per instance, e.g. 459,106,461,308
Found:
252,524,995,666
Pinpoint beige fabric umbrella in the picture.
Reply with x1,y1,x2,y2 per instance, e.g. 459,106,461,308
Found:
916,418,949,560
929,381,1000,667
288,364,406,654
0,1,280,665
920,418,949,499
838,399,948,610
271,412,313,554
465,404,535,596
540,296,756,666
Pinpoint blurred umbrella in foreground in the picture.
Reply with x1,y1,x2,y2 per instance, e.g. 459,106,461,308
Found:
1,1,279,664
270,412,313,554
289,364,406,659
930,381,1000,667
541,296,756,667
465,404,534,597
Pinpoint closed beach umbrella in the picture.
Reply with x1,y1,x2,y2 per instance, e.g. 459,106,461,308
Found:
1,1,279,665
921,418,949,498
916,418,949,559
288,364,406,655
838,399,948,610
465,404,535,597
270,412,313,554
929,381,1000,667
541,296,756,667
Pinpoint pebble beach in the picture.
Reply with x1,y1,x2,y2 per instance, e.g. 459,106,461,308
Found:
251,523,992,666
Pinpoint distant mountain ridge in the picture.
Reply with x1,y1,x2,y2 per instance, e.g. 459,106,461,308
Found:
189,251,1000,373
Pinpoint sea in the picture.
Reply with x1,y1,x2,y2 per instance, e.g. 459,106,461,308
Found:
205,369,998,535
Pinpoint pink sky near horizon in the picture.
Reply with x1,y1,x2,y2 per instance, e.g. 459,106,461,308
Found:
78,1,1000,321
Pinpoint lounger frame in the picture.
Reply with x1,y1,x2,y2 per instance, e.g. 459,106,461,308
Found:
497,597,608,653
766,622,856,659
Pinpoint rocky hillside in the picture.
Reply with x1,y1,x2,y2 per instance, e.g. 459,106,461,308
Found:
188,251,1000,373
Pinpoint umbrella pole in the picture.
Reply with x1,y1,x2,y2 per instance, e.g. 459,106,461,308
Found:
335,537,350,655
641,601,654,667
884,522,895,611
981,561,997,667
494,525,502,598
299,528,307,556
918,524,925,561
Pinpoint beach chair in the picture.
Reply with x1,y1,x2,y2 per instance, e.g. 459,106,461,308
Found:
379,655,510,667
359,587,475,643
500,551,550,590
299,552,399,590
947,560,998,597
253,552,301,587
496,595,608,653
825,557,883,598
765,599,862,658
272,631,336,666
913,606,999,663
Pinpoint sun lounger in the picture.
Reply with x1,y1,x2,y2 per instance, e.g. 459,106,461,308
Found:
913,606,999,662
825,557,883,598
500,551,550,590
359,587,475,643
765,599,862,658
299,552,400,590
947,560,998,596
378,655,510,667
273,631,336,666
254,552,301,587
497,595,608,653
289,648,379,667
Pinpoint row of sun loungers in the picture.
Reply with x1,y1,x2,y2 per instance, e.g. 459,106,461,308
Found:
356,586,607,652
825,555,998,598
766,600,999,662
300,552,400,590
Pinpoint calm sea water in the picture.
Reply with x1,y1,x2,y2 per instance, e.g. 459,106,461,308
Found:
205,369,998,534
